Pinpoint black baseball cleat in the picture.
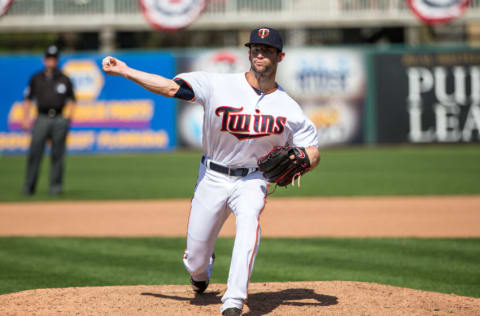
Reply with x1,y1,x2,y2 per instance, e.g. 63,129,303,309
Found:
222,307,242,316
190,277,209,294
190,253,215,294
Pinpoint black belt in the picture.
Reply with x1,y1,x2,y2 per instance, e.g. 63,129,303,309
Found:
201,156,256,177
38,108,62,118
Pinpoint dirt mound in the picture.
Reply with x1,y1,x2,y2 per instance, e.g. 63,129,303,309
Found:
1,281,479,316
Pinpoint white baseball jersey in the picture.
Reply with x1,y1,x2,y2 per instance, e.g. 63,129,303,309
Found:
175,72,318,168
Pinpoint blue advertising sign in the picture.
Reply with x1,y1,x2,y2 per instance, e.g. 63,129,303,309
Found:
0,52,176,153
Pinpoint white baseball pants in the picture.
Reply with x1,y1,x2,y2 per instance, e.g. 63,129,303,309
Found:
183,161,268,313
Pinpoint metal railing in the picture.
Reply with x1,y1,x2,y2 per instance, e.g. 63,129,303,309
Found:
1,0,480,32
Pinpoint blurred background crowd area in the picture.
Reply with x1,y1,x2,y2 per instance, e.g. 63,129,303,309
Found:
1,0,480,52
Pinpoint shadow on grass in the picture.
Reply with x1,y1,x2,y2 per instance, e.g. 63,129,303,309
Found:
142,288,338,315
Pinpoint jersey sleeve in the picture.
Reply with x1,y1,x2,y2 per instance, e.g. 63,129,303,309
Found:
290,113,319,148
173,71,212,106
173,78,195,101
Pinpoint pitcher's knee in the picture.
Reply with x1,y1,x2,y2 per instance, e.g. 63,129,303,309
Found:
183,251,210,276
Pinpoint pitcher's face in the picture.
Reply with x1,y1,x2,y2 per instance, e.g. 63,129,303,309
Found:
248,44,284,76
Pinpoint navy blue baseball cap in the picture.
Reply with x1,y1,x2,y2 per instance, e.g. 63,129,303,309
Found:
245,27,283,51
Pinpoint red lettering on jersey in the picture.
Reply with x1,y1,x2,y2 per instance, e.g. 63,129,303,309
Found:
215,106,287,140
253,114,261,133
229,114,251,132
260,115,275,133
215,106,243,131
274,117,287,134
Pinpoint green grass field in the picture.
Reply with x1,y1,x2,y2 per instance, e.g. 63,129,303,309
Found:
1,145,480,201
1,145,479,298
1,237,479,297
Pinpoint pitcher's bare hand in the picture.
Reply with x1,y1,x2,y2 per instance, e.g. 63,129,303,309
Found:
102,56,128,77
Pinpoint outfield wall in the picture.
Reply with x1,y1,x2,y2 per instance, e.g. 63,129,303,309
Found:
370,49,480,144
0,52,176,154
0,46,479,154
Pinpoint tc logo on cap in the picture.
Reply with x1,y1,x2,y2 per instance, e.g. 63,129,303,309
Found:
258,28,270,39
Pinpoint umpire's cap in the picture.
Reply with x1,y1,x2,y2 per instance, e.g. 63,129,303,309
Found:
45,45,59,59
245,27,283,51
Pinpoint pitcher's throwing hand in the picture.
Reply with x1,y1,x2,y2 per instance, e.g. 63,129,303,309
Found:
102,56,127,77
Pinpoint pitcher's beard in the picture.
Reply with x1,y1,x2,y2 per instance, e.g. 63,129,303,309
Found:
251,64,272,77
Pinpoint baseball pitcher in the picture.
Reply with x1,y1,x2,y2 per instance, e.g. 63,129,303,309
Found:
102,27,320,316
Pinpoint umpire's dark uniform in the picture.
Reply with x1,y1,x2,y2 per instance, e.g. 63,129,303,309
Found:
23,45,76,195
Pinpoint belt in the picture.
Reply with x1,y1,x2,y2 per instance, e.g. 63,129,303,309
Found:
201,156,257,177
38,108,62,118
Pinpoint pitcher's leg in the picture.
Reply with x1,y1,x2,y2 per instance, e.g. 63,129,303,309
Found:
183,164,231,281
221,175,267,312
183,198,229,281
221,210,262,311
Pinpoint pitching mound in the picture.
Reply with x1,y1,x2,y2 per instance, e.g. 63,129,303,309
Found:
1,281,479,316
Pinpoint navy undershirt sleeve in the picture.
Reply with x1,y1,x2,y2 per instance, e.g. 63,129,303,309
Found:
173,79,195,101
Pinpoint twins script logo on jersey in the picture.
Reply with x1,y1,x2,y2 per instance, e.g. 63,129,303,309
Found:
257,28,270,39
215,106,286,140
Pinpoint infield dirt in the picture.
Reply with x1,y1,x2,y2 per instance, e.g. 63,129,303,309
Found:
1,196,479,315
1,196,480,237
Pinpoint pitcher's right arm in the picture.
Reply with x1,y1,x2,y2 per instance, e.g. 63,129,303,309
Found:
102,56,180,98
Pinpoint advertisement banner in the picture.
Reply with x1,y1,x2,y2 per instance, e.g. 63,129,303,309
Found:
277,48,366,146
176,47,367,148
0,52,176,153
374,50,480,143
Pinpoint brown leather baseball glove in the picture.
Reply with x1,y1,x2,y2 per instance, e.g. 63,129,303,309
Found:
257,146,311,187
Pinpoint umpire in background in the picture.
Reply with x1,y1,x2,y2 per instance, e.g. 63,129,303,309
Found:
22,45,76,196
